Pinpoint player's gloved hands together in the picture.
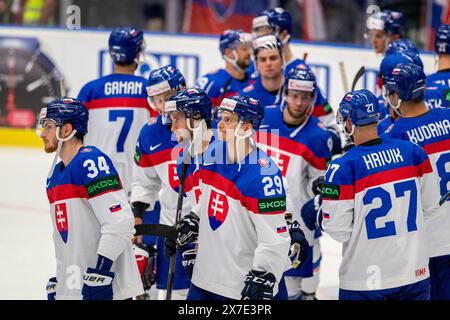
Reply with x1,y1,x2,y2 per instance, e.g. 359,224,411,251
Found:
133,244,157,290
287,220,309,269
241,270,276,300
46,277,57,300
82,255,115,300
176,212,200,247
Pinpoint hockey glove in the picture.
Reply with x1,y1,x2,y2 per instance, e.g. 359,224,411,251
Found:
301,199,318,231
164,236,177,258
241,270,276,300
181,247,196,278
287,220,309,269
82,268,115,300
311,176,324,196
176,212,200,247
133,244,157,291
46,277,57,300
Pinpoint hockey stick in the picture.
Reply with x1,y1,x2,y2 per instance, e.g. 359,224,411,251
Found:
165,159,189,300
351,66,365,91
439,190,450,206
134,224,178,241
338,61,349,93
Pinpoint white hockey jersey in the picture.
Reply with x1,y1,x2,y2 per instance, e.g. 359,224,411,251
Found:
131,116,191,225
191,146,291,299
78,73,156,197
321,138,439,291
46,146,144,299
384,108,450,258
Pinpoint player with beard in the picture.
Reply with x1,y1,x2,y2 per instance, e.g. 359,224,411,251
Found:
254,67,334,299
195,29,254,120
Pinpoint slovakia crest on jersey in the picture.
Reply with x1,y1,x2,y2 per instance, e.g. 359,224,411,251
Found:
208,0,236,21
54,203,69,243
208,189,229,231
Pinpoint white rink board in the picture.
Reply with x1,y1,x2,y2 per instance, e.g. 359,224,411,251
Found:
0,146,342,300
0,26,436,111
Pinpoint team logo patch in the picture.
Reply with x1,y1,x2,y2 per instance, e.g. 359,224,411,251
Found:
345,94,353,101
168,163,180,192
258,197,286,213
392,68,401,75
81,148,92,153
321,184,340,200
323,212,330,219
258,158,269,168
276,226,287,233
85,175,122,198
109,204,122,213
55,203,69,243
208,189,229,231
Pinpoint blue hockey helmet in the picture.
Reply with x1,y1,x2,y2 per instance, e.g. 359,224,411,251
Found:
165,88,212,122
219,29,252,55
383,62,426,101
108,27,145,65
386,38,419,55
384,10,406,37
284,66,317,95
38,98,89,136
252,7,292,37
146,65,186,97
435,24,450,54
379,52,423,78
217,94,264,129
338,89,380,127
252,34,283,59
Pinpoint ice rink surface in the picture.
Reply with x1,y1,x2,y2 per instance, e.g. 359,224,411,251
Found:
0,146,342,300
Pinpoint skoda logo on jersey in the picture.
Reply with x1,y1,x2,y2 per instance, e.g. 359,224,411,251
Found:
54,203,69,243
208,189,229,231
208,0,236,22
99,49,200,87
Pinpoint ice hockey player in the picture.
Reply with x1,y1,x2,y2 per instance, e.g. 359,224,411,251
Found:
169,93,292,300
38,98,143,300
382,62,450,300
78,27,155,199
366,10,408,55
251,7,334,124
321,89,439,300
162,88,215,282
130,65,192,300
378,52,450,135
427,24,450,88
253,67,334,299
195,29,254,118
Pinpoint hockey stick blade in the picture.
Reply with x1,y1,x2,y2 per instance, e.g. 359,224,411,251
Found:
134,223,178,240
439,190,450,206
351,66,365,91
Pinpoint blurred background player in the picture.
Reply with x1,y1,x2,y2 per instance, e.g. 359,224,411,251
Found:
254,67,334,299
195,29,254,119
382,62,450,300
251,7,334,125
322,89,437,300
428,24,450,88
366,10,407,55
131,65,192,300
38,98,143,300
78,27,155,199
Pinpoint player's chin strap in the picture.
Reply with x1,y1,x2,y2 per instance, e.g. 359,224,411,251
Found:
387,95,403,117
187,119,207,170
234,121,254,172
223,50,246,74
48,126,78,179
